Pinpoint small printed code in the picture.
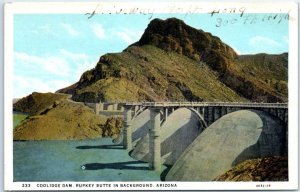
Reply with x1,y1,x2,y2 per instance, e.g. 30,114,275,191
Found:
256,184,271,188
22,183,31,188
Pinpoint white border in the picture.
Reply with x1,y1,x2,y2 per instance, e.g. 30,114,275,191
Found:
4,2,14,191
4,2,299,191
1,2,298,14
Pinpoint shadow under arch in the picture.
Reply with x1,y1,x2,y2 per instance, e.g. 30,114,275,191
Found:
113,108,151,146
115,106,208,147
232,110,287,166
130,107,204,167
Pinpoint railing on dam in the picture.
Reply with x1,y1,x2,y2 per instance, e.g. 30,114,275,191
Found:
123,102,288,108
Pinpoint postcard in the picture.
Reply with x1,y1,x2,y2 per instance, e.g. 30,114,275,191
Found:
4,1,298,191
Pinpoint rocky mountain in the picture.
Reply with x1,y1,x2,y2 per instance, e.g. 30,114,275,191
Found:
58,18,288,103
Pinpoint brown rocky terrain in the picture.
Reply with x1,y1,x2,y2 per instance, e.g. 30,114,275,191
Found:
101,117,123,138
214,156,288,181
13,92,68,115
58,18,287,103
13,92,123,140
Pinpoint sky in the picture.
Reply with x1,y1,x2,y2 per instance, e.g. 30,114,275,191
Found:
13,13,288,98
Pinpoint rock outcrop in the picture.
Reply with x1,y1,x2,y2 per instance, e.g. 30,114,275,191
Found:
214,156,288,181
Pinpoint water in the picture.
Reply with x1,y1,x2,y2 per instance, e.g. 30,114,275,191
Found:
14,138,163,181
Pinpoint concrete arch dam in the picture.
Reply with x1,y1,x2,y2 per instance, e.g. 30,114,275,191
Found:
108,102,288,172
165,109,287,181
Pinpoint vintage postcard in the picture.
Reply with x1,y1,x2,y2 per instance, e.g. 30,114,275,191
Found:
4,1,298,191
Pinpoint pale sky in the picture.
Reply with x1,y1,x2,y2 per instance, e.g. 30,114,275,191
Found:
13,13,288,98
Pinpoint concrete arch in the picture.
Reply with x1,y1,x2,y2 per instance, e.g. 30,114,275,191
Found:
159,107,207,128
113,108,151,146
115,106,207,146
165,109,287,181
130,108,204,166
187,107,208,128
133,106,148,119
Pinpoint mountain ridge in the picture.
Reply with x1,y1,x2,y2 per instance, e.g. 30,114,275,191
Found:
58,18,288,103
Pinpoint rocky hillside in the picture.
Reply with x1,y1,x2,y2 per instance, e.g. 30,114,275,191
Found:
58,18,288,103
13,92,123,140
236,53,288,97
214,156,288,181
59,45,245,102
13,92,68,115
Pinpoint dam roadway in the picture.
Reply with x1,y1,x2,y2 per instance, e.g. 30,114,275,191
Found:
124,102,288,108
